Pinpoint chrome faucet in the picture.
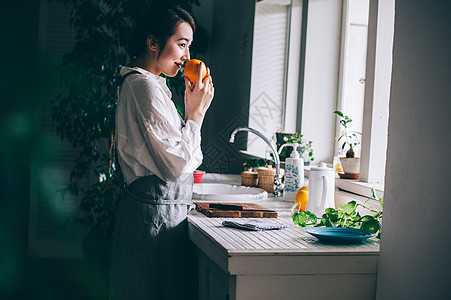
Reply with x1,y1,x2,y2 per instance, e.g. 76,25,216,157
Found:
229,126,283,197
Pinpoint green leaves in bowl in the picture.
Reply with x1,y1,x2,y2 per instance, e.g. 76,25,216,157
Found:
291,188,383,238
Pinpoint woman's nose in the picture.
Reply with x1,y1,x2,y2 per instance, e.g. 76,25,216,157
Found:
183,48,190,61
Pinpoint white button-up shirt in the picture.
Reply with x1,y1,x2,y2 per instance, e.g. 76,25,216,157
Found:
116,66,203,184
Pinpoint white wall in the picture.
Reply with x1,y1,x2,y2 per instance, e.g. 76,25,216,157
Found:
301,0,342,164
376,0,451,298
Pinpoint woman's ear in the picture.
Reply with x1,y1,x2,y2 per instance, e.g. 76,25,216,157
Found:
147,35,159,52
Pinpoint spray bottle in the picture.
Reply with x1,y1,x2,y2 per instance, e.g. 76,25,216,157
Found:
278,143,304,202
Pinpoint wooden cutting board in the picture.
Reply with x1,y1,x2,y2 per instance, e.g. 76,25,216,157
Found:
195,202,278,218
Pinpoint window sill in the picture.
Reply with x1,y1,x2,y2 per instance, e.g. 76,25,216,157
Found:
335,178,384,199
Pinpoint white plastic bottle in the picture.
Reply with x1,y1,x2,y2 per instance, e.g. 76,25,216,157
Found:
278,143,304,202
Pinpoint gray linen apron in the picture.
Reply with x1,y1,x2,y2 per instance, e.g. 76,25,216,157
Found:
109,175,195,300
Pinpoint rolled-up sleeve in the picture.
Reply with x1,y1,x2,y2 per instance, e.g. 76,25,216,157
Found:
130,79,203,182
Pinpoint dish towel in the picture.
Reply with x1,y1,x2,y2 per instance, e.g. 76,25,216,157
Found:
222,219,288,231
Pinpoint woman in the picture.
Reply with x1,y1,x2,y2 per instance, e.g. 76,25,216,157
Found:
109,3,214,299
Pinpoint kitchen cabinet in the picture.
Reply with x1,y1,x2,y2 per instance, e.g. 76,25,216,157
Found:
188,198,379,300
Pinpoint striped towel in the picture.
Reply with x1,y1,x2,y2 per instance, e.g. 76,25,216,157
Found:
222,219,288,231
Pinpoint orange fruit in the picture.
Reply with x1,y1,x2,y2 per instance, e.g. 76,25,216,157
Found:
184,59,207,83
294,186,309,211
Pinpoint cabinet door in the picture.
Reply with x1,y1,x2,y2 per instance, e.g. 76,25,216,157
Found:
191,244,232,300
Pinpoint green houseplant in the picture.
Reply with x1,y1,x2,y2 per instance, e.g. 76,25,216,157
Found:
275,132,314,165
333,110,362,177
51,0,208,248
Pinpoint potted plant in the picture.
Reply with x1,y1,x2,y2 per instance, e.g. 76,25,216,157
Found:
243,159,270,170
333,110,362,179
275,132,314,165
51,0,208,261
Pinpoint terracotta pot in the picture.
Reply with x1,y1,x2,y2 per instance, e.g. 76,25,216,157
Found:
339,157,360,174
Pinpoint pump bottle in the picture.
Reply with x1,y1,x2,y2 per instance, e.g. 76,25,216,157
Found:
278,143,304,202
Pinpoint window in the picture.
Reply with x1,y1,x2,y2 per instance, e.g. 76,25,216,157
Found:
359,0,394,185
336,0,370,160
336,0,394,195
246,0,302,158
30,0,84,259
248,0,394,197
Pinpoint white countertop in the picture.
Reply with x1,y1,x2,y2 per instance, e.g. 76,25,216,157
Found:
188,174,380,300
188,174,380,275
188,199,379,254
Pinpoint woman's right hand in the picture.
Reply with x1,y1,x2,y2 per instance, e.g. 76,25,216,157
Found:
184,62,214,126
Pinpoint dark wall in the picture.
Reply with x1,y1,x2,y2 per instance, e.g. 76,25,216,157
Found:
376,0,451,298
0,0,41,296
0,0,256,297
199,0,256,174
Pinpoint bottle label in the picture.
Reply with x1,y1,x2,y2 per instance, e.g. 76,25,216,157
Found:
284,164,301,192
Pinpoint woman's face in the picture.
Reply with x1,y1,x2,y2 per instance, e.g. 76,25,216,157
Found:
156,21,193,77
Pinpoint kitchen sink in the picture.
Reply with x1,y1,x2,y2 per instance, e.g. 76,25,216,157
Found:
192,183,268,202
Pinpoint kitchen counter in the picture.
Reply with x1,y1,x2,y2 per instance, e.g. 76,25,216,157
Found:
187,174,380,300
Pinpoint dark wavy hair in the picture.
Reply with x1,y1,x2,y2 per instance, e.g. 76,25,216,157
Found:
129,3,195,58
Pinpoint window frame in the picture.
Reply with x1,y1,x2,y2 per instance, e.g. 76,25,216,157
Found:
335,0,394,198
359,0,394,185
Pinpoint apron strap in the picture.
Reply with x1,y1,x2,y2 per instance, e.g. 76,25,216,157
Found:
119,70,141,88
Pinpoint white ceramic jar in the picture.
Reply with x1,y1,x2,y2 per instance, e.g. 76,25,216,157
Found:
306,162,335,217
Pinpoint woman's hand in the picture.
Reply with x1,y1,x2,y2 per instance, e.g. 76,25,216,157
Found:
184,62,214,126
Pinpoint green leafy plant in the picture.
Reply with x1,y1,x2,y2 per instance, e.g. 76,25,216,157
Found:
333,110,362,158
291,188,383,238
243,159,270,170
51,0,208,234
276,132,314,162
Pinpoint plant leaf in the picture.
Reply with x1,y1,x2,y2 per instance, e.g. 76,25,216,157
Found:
371,188,377,199
344,201,357,214
291,211,318,227
333,110,344,117
361,218,380,234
